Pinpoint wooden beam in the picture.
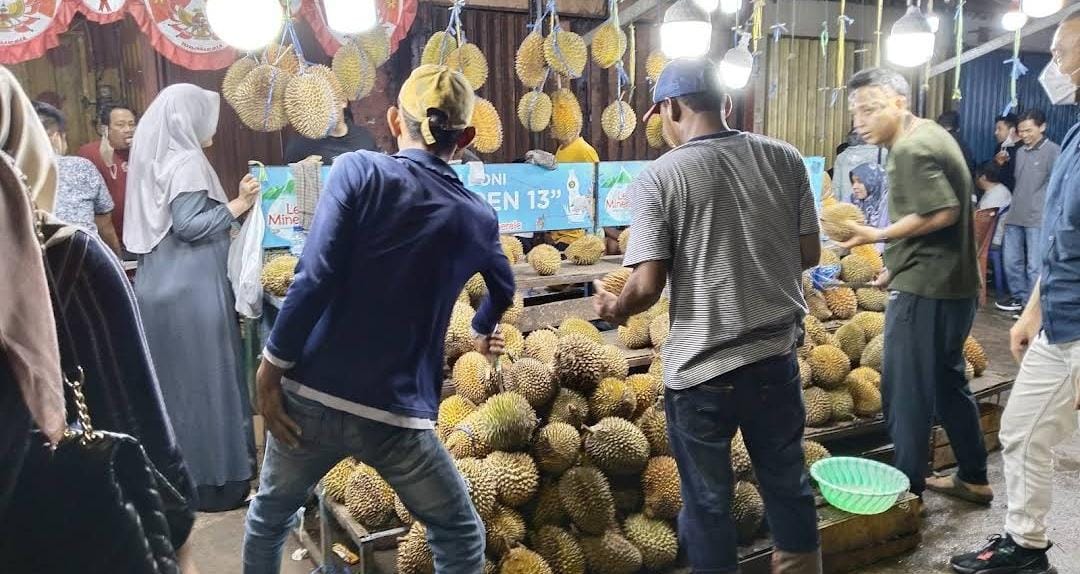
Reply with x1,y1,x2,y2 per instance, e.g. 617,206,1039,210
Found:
428,0,606,18
927,3,1080,78
584,0,669,41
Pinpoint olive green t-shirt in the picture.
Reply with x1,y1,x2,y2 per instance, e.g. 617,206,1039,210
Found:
884,121,979,299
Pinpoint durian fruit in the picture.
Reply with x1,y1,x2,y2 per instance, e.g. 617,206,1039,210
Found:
558,466,616,534
356,26,391,67
589,378,636,422
591,22,627,69
502,323,526,357
820,203,867,242
964,336,988,377
610,476,645,518
506,358,556,409
647,355,663,380
626,374,660,419
500,545,553,574
828,389,856,421
501,235,526,264
857,288,888,311
820,248,842,267
544,29,587,78
558,317,602,344
396,522,434,574
332,41,376,100
732,481,765,544
579,529,643,574
645,297,669,321
553,334,606,394
486,504,527,556
549,88,584,143
438,395,478,441
394,493,413,526
835,322,868,363
601,267,631,296
617,315,652,350
824,287,858,320
321,457,357,503
804,315,830,346
533,422,581,474
528,244,563,276
308,65,346,106
649,313,670,349
617,228,630,254
531,526,585,574
565,235,606,265
847,366,881,390
518,91,553,132
862,335,884,371
807,289,834,321
445,43,489,90
286,67,341,140
600,344,629,379
264,43,300,74
852,311,886,339
803,387,833,427
234,63,291,132
583,417,650,476
471,97,504,154
261,254,298,296
635,402,668,456
502,294,526,326
601,100,636,141
223,57,257,108
642,456,682,520
465,272,488,300
803,440,831,471
345,466,395,527
452,392,539,454
645,51,669,83
456,457,498,520
487,451,540,507
421,31,457,66
515,31,548,88
453,351,497,404
851,244,883,263
529,481,569,528
446,302,477,362
809,345,852,389
849,376,882,416
486,560,498,574
623,514,678,570
547,388,589,427
524,329,560,364
965,360,975,381
731,429,752,476
840,254,877,284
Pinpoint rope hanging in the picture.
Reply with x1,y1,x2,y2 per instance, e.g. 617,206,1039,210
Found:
836,0,851,89
874,0,883,67
628,23,636,99
952,0,965,101
1003,30,1027,115
751,0,765,54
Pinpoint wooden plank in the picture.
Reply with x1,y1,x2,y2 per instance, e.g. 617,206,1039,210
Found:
582,0,665,40
512,256,626,290
600,329,655,369
429,0,606,17
518,297,599,333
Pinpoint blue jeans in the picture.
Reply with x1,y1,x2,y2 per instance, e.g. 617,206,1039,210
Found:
242,392,484,574
1004,224,1042,303
665,352,819,573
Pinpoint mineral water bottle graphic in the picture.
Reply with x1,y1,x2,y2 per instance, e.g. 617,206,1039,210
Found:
566,169,587,223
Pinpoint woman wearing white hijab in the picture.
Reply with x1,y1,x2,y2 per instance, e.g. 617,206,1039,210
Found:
125,83,260,512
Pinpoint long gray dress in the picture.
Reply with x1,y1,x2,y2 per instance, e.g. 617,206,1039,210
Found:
135,190,255,512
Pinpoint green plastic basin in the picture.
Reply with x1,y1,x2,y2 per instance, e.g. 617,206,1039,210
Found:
810,457,910,515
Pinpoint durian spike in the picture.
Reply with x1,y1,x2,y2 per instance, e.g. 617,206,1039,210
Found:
566,404,585,430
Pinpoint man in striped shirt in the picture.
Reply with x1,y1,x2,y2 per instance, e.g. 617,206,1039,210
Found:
593,58,823,574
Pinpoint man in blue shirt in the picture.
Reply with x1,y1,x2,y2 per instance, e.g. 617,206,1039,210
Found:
951,13,1080,574
242,65,515,574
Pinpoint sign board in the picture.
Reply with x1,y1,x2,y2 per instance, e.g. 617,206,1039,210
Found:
451,162,596,234
596,161,650,227
254,165,331,250
804,156,826,208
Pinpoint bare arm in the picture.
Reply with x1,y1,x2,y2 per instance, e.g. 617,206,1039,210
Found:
593,260,668,325
95,213,122,257
841,206,960,248
800,233,821,270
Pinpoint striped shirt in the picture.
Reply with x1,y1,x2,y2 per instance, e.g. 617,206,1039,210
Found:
623,131,818,390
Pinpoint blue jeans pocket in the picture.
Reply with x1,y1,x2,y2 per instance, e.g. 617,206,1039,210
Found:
282,391,326,443
669,381,738,444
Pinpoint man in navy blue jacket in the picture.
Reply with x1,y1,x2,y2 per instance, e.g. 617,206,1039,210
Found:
243,65,515,574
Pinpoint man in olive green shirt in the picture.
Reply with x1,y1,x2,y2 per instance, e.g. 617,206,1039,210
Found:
842,68,990,505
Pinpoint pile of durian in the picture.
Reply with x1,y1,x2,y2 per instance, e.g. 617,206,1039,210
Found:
799,245,991,429
260,254,298,297
523,234,609,277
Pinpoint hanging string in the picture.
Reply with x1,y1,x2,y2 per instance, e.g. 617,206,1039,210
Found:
820,20,829,59
751,0,765,54
1003,30,1027,115
547,0,581,80
836,0,850,89
615,61,630,133
769,0,786,100
874,0,883,67
439,0,467,65
628,23,636,99
951,0,965,101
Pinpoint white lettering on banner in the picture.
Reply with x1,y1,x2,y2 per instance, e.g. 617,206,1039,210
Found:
499,221,525,232
527,189,562,210
485,191,521,212
481,172,507,185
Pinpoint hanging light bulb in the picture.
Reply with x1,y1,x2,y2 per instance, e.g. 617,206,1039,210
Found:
1002,1,1029,30
719,33,754,89
694,0,720,12
206,0,284,51
323,0,379,35
926,13,940,33
661,0,713,58
720,0,741,14
887,3,936,68
1021,0,1063,18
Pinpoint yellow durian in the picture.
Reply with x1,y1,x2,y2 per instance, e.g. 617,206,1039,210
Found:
264,43,300,75
601,101,637,141
356,26,391,67
550,88,583,143
515,31,548,88
234,64,291,132
544,29,587,78
591,22,627,69
332,41,376,100
285,68,341,140
222,57,257,108
518,91,553,132
445,43,489,90
421,31,458,65
470,97,503,154
645,51,669,83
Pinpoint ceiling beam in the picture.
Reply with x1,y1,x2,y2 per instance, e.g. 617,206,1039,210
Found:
583,0,671,41
927,3,1079,78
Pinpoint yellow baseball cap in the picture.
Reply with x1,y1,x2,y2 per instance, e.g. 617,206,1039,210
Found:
398,64,475,145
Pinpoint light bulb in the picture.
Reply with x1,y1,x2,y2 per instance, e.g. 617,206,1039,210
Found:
1002,9,1028,31
323,0,379,35
206,0,284,51
926,14,940,33
720,0,740,14
661,0,712,58
719,35,754,89
1021,0,1063,18
886,5,936,68
694,0,720,12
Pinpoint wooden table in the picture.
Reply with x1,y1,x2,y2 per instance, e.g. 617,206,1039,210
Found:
511,255,626,290
293,484,407,574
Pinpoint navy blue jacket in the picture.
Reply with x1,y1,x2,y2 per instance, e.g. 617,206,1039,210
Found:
1039,123,1080,345
265,149,515,420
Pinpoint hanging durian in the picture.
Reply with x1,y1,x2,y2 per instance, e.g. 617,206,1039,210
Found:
332,41,376,100
265,43,300,75
445,43,489,90
544,29,587,78
285,66,341,140
222,57,257,108
645,50,669,83
518,91,553,133
601,100,637,141
234,64,291,132
591,22,627,69
549,88,584,143
470,97,503,154
356,25,391,67
645,115,666,149
421,31,458,65
516,30,549,88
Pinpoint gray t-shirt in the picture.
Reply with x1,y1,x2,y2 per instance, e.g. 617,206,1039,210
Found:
53,155,113,233
623,131,819,390
977,183,1011,246
1006,138,1060,228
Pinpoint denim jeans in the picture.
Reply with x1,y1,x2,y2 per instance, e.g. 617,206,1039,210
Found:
882,292,987,495
242,392,484,574
665,352,819,573
1004,224,1042,303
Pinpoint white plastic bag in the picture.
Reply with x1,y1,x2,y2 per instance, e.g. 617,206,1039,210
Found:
228,197,265,318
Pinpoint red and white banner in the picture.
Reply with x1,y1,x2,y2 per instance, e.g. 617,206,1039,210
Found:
128,0,235,70
302,0,416,58
0,0,76,64
79,0,127,23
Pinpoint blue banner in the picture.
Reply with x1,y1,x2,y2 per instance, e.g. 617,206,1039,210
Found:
597,161,649,227
451,162,596,233
804,156,826,207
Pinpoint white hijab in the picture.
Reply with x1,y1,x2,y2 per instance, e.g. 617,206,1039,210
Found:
124,84,228,254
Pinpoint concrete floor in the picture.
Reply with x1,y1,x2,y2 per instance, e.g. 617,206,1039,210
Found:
188,307,1080,574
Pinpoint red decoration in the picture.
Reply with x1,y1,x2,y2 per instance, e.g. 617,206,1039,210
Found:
127,0,235,70
79,0,127,23
0,0,76,65
302,0,417,57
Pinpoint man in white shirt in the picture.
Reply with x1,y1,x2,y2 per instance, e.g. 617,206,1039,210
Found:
976,162,1012,248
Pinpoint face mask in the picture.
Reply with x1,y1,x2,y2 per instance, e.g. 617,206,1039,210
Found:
1039,60,1079,105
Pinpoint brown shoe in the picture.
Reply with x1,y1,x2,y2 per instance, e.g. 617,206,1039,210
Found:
772,549,823,574
925,474,993,506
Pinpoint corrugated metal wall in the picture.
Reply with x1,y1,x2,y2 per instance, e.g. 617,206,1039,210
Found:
955,49,1080,166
